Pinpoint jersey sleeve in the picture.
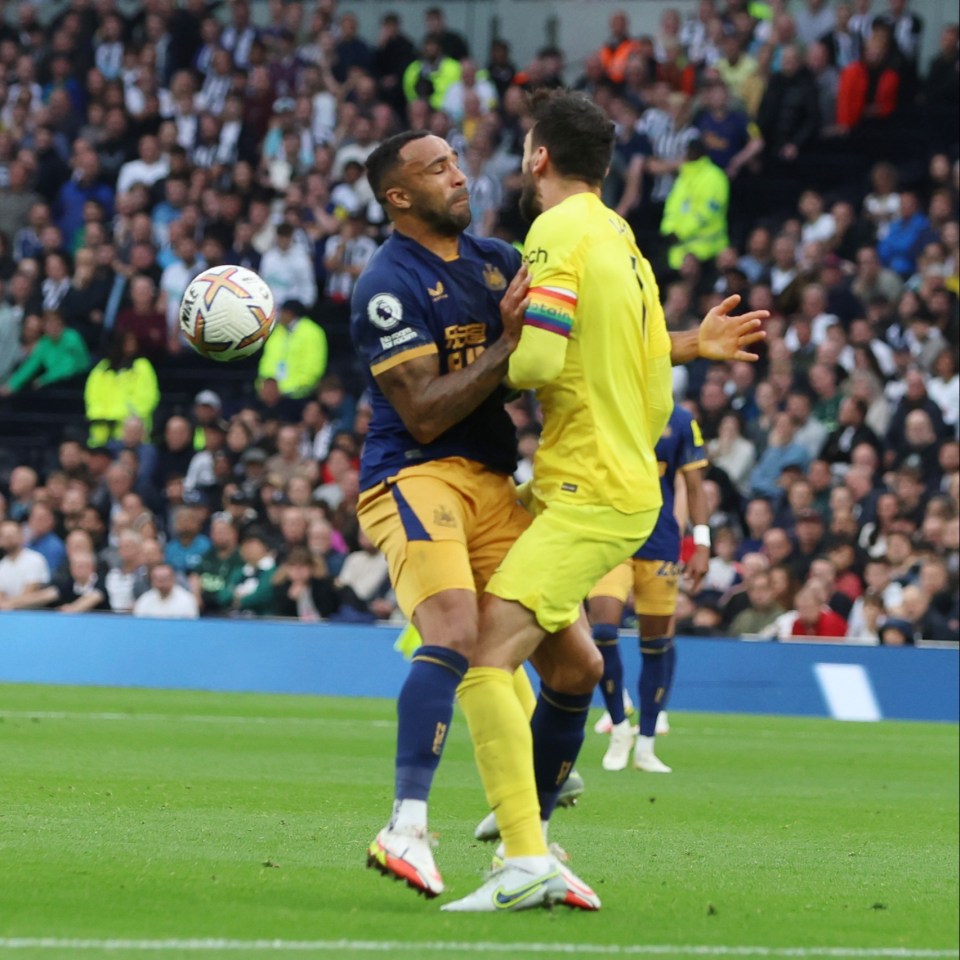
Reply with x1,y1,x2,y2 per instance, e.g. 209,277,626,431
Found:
507,212,581,389
351,272,437,379
679,413,709,472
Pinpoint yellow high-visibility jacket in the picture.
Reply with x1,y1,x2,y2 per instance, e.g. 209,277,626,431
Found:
257,316,328,399
84,357,160,446
661,156,730,270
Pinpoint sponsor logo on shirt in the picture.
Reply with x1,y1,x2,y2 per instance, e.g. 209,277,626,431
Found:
522,248,548,265
427,281,447,302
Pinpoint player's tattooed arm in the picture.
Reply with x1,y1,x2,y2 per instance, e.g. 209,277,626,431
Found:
374,266,530,444
670,294,768,365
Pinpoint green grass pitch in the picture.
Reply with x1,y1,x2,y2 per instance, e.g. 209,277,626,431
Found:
0,683,957,960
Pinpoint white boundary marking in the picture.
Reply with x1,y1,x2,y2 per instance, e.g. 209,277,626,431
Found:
0,940,955,957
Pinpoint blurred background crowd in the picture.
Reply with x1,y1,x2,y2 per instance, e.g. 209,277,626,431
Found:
0,0,956,642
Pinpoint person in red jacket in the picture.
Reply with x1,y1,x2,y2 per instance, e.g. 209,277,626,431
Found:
835,33,900,131
790,583,849,639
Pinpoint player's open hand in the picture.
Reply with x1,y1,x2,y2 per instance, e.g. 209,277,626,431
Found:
698,294,768,363
500,263,530,350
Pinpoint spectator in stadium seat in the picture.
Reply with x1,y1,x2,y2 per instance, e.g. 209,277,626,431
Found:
786,582,848,639
791,509,827,581
757,44,820,164
152,416,194,492
259,223,317,310
56,144,114,249
897,583,953,642
0,518,50,608
103,529,143,613
0,308,89,396
729,570,787,636
112,274,169,364
5,466,37,523
41,549,109,612
878,191,935,278
25,501,65,574
334,528,393,620
0,161,42,242
133,562,199,619
189,512,244,616
271,544,339,621
737,497,775,559
708,412,756,495
217,527,277,616
835,33,900,132
749,412,811,500
819,396,881,465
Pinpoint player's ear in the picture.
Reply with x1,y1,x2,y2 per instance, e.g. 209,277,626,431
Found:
531,145,549,177
384,185,411,211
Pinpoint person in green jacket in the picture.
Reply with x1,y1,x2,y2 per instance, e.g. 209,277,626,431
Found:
660,138,730,271
257,299,328,399
84,331,160,446
0,309,90,396
402,34,462,111
216,527,277,616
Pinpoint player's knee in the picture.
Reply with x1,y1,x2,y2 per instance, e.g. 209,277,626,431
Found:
414,590,479,659
542,642,603,695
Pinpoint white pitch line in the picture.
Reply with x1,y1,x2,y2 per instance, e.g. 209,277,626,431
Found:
0,710,394,728
0,939,955,957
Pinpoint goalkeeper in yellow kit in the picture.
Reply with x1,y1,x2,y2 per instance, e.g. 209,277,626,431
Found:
444,90,764,912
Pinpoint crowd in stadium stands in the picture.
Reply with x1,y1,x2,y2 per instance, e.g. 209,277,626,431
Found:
0,0,957,642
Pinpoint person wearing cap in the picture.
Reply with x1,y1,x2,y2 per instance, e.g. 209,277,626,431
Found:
257,298,328,399
659,136,730,270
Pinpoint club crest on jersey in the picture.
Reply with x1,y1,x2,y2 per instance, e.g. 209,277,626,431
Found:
368,293,403,330
483,263,507,290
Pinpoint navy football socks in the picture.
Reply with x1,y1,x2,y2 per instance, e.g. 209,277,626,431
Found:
394,645,468,802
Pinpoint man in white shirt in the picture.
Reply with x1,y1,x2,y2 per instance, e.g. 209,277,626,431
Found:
0,520,51,609
117,135,170,196
322,214,377,303
259,224,318,308
133,563,200,619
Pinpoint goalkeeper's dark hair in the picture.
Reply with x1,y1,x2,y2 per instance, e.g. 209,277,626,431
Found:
528,88,615,188
365,130,431,207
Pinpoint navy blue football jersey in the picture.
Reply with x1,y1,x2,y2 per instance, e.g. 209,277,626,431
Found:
351,231,522,490
635,406,708,562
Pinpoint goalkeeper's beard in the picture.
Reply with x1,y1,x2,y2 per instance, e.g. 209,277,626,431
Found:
519,170,542,225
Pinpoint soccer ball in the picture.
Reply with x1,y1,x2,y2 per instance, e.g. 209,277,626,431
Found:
179,265,276,362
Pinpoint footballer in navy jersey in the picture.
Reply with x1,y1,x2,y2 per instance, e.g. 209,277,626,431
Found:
635,405,709,563
587,405,710,774
351,230,521,489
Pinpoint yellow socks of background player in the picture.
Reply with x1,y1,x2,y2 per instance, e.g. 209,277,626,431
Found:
457,666,547,859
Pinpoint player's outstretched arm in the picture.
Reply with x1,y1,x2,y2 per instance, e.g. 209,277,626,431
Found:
373,266,530,444
669,294,768,365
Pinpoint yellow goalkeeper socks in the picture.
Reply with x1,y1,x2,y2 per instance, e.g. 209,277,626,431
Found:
512,665,537,721
457,666,547,859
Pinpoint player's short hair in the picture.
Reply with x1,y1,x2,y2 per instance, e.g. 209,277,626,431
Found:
365,130,431,208
528,89,615,188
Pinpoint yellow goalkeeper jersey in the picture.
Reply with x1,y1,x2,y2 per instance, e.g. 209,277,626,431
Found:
508,191,673,515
